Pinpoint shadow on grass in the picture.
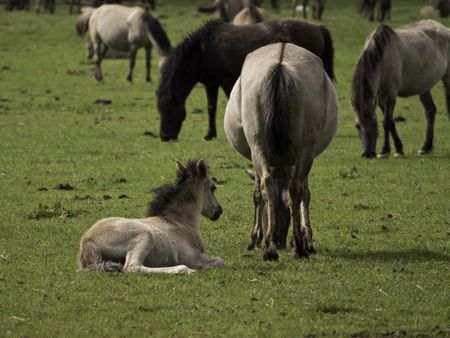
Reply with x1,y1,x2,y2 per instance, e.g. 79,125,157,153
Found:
327,248,450,263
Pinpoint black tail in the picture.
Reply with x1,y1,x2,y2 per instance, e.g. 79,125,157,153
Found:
248,4,265,23
147,16,172,52
264,47,294,157
75,9,93,37
319,25,335,81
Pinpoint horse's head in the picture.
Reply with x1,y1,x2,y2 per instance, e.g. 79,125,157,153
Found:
351,98,378,158
157,93,186,141
176,160,222,221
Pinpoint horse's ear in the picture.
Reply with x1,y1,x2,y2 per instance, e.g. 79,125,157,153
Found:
176,160,187,173
196,159,207,178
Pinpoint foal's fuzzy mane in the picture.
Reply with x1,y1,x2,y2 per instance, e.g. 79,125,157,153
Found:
352,24,396,128
146,160,207,217
157,20,224,98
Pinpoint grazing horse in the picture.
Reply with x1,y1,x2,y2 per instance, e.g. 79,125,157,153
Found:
421,0,450,18
352,20,450,158
232,4,269,25
78,160,224,274
292,0,325,20
198,0,262,22
360,0,391,22
76,4,172,82
157,19,335,141
224,43,338,260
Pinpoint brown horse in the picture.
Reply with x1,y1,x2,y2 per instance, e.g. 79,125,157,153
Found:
157,19,335,141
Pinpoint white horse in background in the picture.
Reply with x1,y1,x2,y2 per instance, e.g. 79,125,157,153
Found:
78,160,224,274
224,43,338,260
76,4,172,83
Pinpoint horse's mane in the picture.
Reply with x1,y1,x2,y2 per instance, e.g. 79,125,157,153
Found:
158,20,224,98
352,24,396,127
263,43,295,157
146,160,207,217
248,4,265,23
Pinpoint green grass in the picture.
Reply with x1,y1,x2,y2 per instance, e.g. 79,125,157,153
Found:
1,0,449,336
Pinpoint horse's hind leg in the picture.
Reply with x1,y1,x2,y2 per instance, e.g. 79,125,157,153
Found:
418,91,436,155
126,48,137,83
123,233,195,274
204,85,219,141
290,155,314,258
93,39,107,82
247,180,264,250
145,46,152,83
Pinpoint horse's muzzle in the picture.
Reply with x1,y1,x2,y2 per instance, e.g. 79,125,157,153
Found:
210,205,223,221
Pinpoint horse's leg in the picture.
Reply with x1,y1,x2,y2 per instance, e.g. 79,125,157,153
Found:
418,91,436,155
379,97,403,157
94,39,106,82
123,233,195,274
145,46,152,83
290,155,314,258
126,48,137,83
302,0,308,19
442,71,450,122
204,85,218,141
247,179,264,250
291,0,298,17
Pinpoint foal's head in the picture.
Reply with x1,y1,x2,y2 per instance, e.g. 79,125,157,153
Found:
176,160,222,221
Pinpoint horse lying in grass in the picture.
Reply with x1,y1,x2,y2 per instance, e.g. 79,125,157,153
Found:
224,43,338,260
76,4,172,83
352,20,450,158
78,160,224,274
157,19,335,141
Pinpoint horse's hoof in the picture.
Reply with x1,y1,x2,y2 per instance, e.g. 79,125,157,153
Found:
262,249,279,261
247,243,256,251
292,247,309,259
377,153,389,159
203,133,216,141
418,149,432,155
394,153,404,158
361,151,376,158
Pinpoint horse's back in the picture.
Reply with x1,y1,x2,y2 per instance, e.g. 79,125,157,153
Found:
395,20,450,95
225,43,338,164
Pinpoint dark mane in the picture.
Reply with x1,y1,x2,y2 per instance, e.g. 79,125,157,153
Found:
248,4,265,23
157,20,224,98
352,24,396,127
146,160,206,217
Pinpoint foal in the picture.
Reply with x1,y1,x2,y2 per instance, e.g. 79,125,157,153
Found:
78,160,224,274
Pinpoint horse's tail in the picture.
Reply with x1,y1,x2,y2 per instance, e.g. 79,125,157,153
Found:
248,4,266,23
78,238,123,272
263,44,294,157
147,15,172,53
76,7,94,37
319,25,335,81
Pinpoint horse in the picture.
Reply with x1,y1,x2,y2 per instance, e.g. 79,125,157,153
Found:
224,43,338,260
75,4,172,83
35,0,54,13
232,4,269,25
351,20,450,158
421,0,450,18
360,0,391,22
157,19,335,141
198,0,262,22
5,0,29,11
78,160,224,274
291,0,325,20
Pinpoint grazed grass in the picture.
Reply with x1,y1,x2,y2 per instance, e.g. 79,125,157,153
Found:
1,1,449,337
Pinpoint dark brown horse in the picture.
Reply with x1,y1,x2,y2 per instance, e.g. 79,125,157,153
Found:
157,19,335,141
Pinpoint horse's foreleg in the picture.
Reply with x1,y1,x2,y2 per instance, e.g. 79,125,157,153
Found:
145,46,152,83
126,49,137,83
379,97,403,157
418,91,436,155
204,85,218,141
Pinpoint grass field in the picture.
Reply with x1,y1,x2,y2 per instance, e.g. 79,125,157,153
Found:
1,0,449,336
